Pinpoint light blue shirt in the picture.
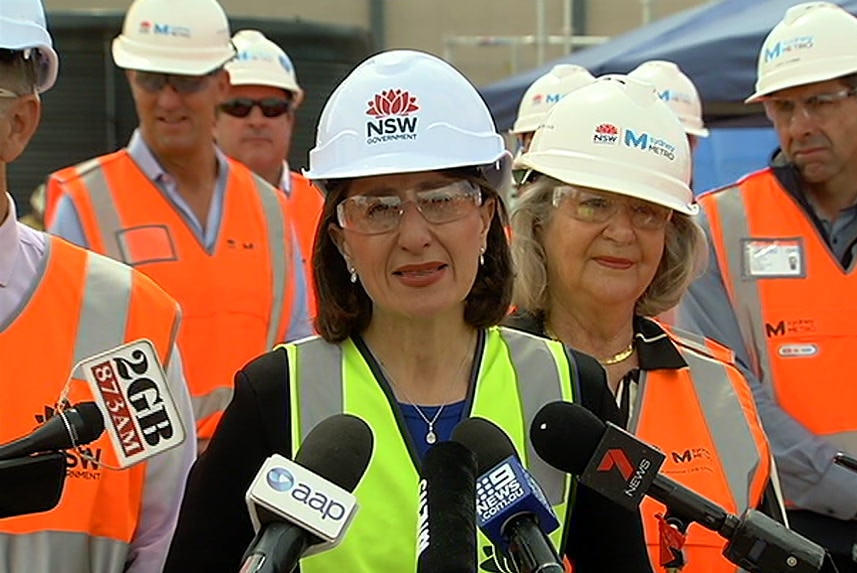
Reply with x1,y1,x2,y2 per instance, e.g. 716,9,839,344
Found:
49,130,312,341
1,193,197,573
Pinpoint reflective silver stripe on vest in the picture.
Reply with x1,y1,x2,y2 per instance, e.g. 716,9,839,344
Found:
295,330,568,505
252,175,288,348
190,386,236,423
72,252,132,374
0,530,130,573
78,164,124,261
709,187,774,388
501,328,566,505
295,340,345,440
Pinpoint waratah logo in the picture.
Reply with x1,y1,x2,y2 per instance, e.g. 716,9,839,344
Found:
366,89,420,118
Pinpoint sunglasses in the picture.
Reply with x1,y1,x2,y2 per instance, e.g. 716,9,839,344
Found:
0,48,51,96
219,98,293,118
133,71,216,95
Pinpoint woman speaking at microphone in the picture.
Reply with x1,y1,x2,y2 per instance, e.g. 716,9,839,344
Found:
506,74,786,573
164,50,654,573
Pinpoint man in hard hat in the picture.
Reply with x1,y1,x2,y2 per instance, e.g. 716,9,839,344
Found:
215,30,323,280
629,60,709,153
677,3,857,569
508,64,594,205
45,0,312,450
0,1,195,571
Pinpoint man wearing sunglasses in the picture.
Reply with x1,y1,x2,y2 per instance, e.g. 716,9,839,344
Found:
677,3,857,570
0,1,195,572
44,0,312,452
215,30,323,285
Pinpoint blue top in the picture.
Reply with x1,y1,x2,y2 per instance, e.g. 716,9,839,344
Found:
401,400,467,461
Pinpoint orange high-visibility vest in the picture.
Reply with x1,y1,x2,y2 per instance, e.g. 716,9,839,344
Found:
634,326,771,573
702,169,857,458
46,150,297,439
285,171,323,268
0,237,178,572
284,171,322,316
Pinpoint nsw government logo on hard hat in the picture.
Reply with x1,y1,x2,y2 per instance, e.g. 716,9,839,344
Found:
593,123,619,145
365,89,420,146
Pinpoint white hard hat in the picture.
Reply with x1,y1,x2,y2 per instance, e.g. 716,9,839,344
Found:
305,49,511,193
629,60,709,138
518,75,695,215
226,30,304,106
0,0,59,93
510,64,595,134
112,0,235,76
747,2,857,103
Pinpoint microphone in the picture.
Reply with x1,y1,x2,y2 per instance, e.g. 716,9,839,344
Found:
240,413,373,573
0,402,105,461
531,401,828,573
417,441,478,573
452,417,563,573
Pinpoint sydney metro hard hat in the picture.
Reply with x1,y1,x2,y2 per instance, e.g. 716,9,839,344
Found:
112,0,235,76
226,30,304,106
747,2,857,102
518,75,695,215
511,64,595,135
629,60,709,138
305,49,511,192
0,0,59,93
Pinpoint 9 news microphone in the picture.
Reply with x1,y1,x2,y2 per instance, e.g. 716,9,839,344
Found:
240,414,373,573
416,441,478,573
531,401,828,573
452,417,563,573
0,402,105,461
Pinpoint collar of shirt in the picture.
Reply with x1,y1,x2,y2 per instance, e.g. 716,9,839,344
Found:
126,129,231,248
0,193,20,287
279,160,291,197
633,316,687,371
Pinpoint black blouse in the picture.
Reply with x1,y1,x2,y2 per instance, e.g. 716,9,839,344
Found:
163,331,654,573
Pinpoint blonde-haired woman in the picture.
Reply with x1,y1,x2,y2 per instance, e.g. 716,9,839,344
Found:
506,75,785,573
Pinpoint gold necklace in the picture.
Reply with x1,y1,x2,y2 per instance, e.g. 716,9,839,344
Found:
544,324,635,366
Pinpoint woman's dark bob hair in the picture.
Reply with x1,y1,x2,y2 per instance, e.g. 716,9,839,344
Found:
312,168,513,343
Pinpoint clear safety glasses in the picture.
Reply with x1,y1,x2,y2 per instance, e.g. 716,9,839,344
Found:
763,88,857,124
337,180,483,235
552,185,672,230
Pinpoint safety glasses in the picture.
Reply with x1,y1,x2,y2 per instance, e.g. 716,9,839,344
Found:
763,88,857,123
337,180,483,235
552,185,672,230
219,98,292,118
133,71,216,95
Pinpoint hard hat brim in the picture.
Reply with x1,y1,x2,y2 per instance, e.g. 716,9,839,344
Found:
226,68,304,106
112,36,235,76
518,149,697,216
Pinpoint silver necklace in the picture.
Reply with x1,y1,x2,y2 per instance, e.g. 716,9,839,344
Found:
376,336,474,445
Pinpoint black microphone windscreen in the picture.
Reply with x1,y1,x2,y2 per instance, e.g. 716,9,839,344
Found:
67,402,105,446
295,414,373,493
451,417,516,474
530,401,606,475
418,441,477,573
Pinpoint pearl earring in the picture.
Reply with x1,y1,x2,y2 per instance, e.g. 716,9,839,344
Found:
349,266,358,283
479,247,486,266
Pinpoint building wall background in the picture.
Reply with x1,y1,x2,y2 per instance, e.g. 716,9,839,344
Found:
44,0,708,86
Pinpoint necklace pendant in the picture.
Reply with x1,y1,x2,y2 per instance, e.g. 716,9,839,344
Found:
425,430,437,444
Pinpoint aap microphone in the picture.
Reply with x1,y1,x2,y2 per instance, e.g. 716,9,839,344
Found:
416,441,478,573
240,413,373,573
531,401,829,573
0,402,105,461
452,417,563,573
